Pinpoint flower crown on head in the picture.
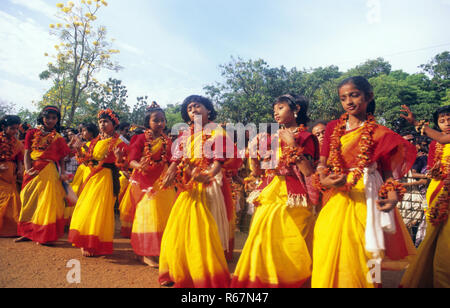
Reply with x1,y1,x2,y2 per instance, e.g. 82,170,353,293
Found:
147,101,161,111
98,108,120,126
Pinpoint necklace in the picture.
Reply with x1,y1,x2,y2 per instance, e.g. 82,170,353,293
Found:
426,143,449,226
327,113,377,190
139,130,170,173
0,132,16,161
31,128,57,152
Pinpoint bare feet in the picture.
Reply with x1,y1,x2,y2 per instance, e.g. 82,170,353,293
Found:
14,236,31,243
136,255,159,268
160,281,174,287
81,248,95,257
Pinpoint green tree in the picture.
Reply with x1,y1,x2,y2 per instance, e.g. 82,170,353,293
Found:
89,78,130,123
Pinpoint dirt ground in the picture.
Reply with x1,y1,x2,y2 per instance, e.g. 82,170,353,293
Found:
0,214,405,288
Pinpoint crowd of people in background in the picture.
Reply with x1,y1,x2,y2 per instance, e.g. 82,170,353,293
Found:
0,75,449,288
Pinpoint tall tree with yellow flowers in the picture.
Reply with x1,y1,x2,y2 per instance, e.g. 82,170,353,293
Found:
40,0,121,126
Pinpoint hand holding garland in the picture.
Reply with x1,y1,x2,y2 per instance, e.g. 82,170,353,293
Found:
377,178,406,213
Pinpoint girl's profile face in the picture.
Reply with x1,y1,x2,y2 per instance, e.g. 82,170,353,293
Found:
338,83,372,118
437,113,450,134
43,113,59,130
149,111,166,134
98,118,115,135
312,123,326,145
5,124,19,138
82,127,93,141
187,102,209,125
273,101,297,125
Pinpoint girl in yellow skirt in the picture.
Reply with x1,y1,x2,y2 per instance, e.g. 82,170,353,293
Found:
158,95,242,288
399,105,450,288
311,76,417,288
71,123,99,196
64,123,99,225
231,94,319,288
0,116,24,237
128,102,176,267
16,106,71,244
68,109,128,257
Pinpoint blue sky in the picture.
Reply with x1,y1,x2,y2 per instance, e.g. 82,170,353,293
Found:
1,0,450,112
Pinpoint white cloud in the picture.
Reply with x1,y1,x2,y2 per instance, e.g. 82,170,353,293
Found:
0,11,57,81
0,79,44,111
9,0,57,21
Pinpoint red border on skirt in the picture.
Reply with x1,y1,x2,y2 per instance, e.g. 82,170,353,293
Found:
68,229,113,256
230,276,308,288
159,270,231,288
130,231,163,256
17,219,65,243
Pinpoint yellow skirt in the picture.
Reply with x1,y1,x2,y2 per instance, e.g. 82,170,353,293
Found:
68,168,116,255
0,161,21,237
18,163,66,243
231,176,314,288
119,182,145,238
64,164,89,224
158,183,231,288
312,179,375,288
130,184,176,256
400,179,450,288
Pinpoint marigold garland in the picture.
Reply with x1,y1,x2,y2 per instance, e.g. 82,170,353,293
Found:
327,113,377,191
139,129,170,174
174,124,212,191
425,144,449,226
262,124,307,177
0,132,16,162
31,129,57,152
76,132,121,172
378,178,407,201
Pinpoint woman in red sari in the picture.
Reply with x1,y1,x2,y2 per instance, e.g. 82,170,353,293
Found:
16,106,71,244
312,76,417,288
0,116,24,237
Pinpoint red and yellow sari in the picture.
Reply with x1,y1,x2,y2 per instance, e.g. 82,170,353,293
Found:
127,132,177,257
0,134,24,237
158,124,242,288
312,120,417,288
68,135,127,256
400,142,450,288
18,129,70,243
231,129,319,288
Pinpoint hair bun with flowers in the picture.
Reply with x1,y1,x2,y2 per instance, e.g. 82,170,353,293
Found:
98,108,120,126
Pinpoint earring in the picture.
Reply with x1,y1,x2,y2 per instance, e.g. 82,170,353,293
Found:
294,114,298,118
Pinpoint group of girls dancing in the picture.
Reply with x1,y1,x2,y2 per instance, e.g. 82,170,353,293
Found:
0,75,449,288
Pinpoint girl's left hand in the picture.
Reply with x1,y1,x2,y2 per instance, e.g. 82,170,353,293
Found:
60,173,71,182
376,190,399,212
114,147,124,159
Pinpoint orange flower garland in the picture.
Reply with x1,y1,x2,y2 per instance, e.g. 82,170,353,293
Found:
97,109,120,126
327,113,377,191
175,125,212,191
425,144,449,226
378,178,407,201
76,133,120,173
0,132,16,162
31,129,57,152
139,129,170,174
